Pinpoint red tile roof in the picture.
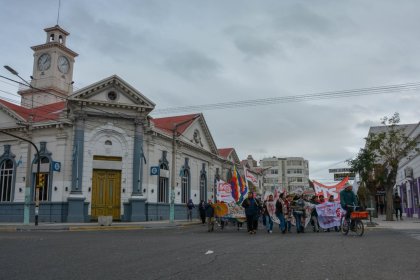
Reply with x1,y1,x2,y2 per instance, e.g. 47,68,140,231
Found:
218,148,234,158
152,113,200,134
0,99,66,122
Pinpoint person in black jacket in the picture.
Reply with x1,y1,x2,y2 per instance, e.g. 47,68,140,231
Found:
310,195,320,232
276,193,287,234
241,192,261,234
205,200,215,232
199,200,206,224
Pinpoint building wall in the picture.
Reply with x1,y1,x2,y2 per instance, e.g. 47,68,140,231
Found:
396,124,420,218
261,156,310,193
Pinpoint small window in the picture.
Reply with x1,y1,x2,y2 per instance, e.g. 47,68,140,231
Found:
105,140,112,146
50,34,55,42
107,91,118,101
59,35,63,44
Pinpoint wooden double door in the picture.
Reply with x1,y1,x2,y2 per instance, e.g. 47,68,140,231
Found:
91,169,121,220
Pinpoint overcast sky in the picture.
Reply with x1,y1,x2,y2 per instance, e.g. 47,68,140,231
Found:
1,0,419,183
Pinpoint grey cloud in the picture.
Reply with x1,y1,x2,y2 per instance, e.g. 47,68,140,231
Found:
163,50,221,80
272,3,339,36
356,120,380,129
225,25,281,58
65,4,151,60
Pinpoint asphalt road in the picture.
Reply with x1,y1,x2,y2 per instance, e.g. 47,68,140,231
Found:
1,223,419,280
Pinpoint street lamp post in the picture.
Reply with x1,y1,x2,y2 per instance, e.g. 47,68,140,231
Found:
169,114,200,223
3,65,41,226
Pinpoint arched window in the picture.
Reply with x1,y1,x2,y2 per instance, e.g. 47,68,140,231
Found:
181,169,190,204
0,159,14,201
199,163,207,202
158,162,169,203
50,34,55,42
59,35,63,44
199,173,206,202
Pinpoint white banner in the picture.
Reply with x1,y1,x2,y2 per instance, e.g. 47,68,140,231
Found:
265,201,280,224
216,180,235,203
315,202,344,229
244,168,258,184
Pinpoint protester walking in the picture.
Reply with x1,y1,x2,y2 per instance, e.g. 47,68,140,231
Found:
241,192,261,234
263,194,274,233
310,195,320,232
284,194,293,233
205,200,215,232
292,194,306,233
276,193,287,233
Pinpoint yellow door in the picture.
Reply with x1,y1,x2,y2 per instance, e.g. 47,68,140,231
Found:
91,169,121,220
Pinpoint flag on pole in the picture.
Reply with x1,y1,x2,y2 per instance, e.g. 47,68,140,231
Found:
230,165,248,205
244,167,258,184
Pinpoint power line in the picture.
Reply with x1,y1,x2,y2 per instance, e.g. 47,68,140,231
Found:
152,82,420,115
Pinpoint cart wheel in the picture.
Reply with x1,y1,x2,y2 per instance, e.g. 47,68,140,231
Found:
354,219,364,237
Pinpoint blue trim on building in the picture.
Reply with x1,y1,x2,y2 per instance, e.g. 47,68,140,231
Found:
132,120,144,195
71,118,85,194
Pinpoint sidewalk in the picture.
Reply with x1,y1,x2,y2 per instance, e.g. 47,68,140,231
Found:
366,215,420,230
0,220,201,232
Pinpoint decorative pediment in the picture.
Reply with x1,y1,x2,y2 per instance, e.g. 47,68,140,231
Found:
0,101,27,128
182,116,218,154
68,75,155,114
151,113,219,155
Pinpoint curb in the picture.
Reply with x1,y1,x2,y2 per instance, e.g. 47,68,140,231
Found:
0,221,201,232
69,226,146,231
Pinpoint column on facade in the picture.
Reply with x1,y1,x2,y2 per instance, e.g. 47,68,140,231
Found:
132,119,144,196
71,116,85,194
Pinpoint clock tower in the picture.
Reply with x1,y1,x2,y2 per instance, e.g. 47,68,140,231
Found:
20,25,78,108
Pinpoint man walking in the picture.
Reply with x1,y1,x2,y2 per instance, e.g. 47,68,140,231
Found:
241,192,260,234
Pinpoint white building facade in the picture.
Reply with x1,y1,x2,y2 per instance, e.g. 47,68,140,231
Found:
0,25,231,223
395,123,420,218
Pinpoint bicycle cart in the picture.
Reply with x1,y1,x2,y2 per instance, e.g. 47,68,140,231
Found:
341,206,368,237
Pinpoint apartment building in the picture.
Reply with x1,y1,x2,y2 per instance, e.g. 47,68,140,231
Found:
260,156,310,193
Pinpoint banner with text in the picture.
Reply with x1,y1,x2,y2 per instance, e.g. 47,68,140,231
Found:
216,180,235,203
315,202,343,229
312,177,349,202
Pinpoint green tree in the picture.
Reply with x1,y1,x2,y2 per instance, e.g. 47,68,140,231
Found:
348,113,419,221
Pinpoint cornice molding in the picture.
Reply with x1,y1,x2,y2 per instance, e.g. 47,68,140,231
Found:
31,42,78,57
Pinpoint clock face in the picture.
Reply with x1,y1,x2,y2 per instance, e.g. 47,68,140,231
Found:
57,55,70,74
37,53,51,71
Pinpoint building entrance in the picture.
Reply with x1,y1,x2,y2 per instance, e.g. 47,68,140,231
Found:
91,169,121,220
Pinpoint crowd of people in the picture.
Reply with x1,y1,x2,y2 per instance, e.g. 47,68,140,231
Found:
188,183,408,234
